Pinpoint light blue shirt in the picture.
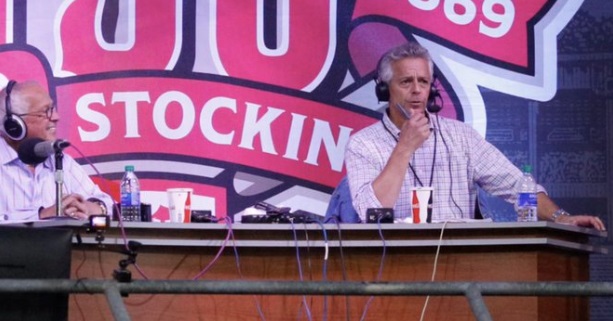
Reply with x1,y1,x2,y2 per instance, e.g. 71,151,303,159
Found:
0,138,113,221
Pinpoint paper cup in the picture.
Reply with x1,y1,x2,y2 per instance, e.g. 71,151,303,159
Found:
411,187,433,224
167,188,193,223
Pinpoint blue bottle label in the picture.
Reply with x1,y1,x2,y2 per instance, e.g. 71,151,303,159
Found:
518,193,537,207
121,192,140,206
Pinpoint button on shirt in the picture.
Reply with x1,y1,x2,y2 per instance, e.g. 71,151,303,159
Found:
0,138,114,221
345,111,546,222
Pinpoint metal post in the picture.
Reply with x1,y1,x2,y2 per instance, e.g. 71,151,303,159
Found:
104,283,131,321
465,284,492,321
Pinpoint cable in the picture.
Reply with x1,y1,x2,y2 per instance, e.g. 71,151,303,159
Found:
310,220,329,274
311,219,330,321
191,217,234,280
419,221,449,321
71,248,88,321
127,254,190,307
97,248,106,279
381,118,437,188
434,115,463,218
73,244,88,279
70,144,122,224
302,223,316,318
326,216,352,321
70,145,146,279
71,278,93,321
224,217,267,321
290,220,313,321
71,145,264,317
359,216,388,321
335,219,352,321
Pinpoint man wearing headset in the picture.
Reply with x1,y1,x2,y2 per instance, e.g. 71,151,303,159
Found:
345,42,605,231
0,80,113,221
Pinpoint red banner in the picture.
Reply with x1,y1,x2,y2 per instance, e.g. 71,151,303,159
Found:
57,76,376,188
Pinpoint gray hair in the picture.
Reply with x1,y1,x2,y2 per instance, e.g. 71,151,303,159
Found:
0,81,35,120
377,42,434,84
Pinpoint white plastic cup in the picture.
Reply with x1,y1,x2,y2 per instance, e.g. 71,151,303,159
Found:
411,187,433,224
167,188,193,223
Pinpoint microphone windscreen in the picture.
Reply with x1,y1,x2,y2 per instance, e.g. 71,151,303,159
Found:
34,140,57,157
17,138,49,165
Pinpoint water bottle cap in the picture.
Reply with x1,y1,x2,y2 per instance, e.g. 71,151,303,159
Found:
125,165,135,172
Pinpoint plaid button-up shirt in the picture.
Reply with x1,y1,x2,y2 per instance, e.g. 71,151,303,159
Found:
345,110,545,222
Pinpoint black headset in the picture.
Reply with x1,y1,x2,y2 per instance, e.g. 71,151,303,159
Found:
3,80,27,141
374,73,442,113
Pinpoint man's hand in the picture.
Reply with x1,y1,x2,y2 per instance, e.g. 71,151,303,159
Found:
39,193,100,220
556,214,606,231
397,111,431,153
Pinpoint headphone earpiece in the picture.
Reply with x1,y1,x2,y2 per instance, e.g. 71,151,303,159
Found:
3,80,27,141
427,83,443,113
374,78,390,102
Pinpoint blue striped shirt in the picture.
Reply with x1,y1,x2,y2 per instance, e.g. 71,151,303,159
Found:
0,138,114,221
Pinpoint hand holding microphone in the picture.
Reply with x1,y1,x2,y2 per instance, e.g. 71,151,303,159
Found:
396,103,431,151
395,102,413,120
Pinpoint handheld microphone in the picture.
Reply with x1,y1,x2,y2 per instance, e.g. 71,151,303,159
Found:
395,103,412,120
17,138,71,165
397,103,435,131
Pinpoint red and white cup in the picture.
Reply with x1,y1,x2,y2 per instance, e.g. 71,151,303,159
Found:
411,187,433,224
167,188,193,223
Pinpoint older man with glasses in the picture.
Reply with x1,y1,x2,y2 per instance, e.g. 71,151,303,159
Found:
0,80,113,221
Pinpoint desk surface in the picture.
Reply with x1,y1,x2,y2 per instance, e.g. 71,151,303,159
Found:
9,220,608,254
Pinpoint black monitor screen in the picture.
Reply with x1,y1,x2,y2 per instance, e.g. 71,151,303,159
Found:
0,226,72,321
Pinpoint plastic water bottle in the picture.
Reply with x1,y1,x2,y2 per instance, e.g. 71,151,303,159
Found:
120,165,141,221
516,165,538,222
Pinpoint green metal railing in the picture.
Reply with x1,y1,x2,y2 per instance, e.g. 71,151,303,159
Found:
1,279,612,321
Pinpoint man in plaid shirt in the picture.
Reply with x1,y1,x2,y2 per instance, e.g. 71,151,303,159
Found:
345,42,605,231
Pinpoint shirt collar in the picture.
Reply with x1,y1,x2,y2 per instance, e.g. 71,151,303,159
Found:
0,137,54,169
382,107,401,137
0,138,19,166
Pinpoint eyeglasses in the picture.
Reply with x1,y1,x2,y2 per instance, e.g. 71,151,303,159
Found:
16,105,57,120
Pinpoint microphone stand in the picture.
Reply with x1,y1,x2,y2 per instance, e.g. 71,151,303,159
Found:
54,149,64,217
